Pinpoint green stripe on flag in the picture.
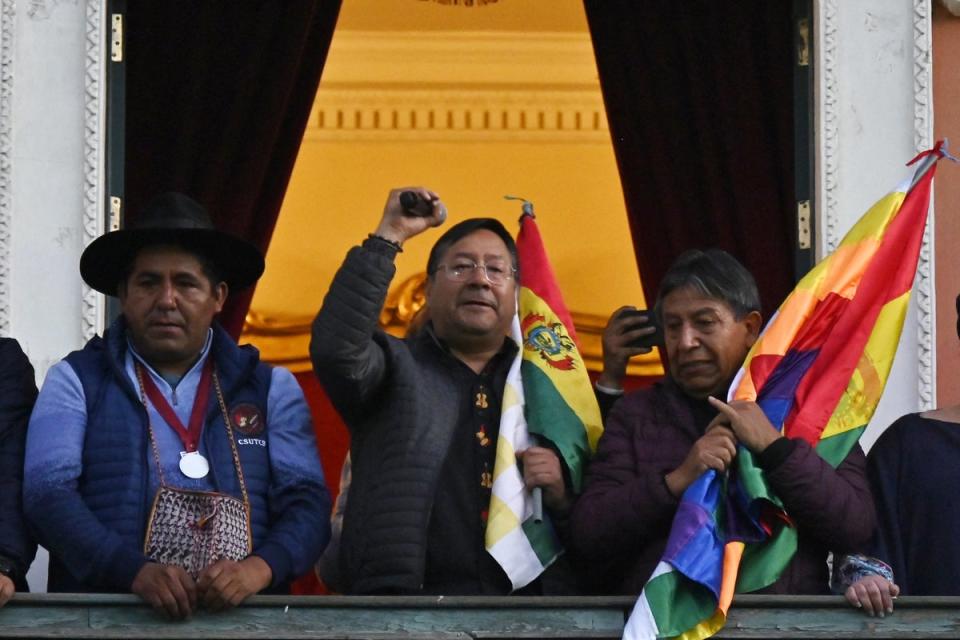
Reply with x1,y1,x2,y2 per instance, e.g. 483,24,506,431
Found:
815,426,866,468
734,450,784,509
643,569,716,637
521,516,563,567
736,526,798,593
520,361,591,492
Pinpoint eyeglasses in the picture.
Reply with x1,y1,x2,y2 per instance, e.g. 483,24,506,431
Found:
435,261,517,285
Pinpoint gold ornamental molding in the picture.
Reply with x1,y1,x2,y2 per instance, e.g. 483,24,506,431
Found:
418,0,500,6
309,31,610,143
307,86,609,143
244,272,662,378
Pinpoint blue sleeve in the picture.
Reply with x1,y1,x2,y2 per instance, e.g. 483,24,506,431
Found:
23,361,149,589
253,367,331,587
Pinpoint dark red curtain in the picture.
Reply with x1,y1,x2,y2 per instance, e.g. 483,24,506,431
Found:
583,1,796,317
124,1,342,337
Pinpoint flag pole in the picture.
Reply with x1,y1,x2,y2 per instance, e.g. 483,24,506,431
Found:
908,139,957,191
505,195,543,523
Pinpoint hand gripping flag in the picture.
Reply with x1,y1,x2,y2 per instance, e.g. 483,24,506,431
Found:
625,141,951,639
485,200,604,590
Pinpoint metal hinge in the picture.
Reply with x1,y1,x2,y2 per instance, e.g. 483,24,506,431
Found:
797,200,811,249
111,13,123,62
109,196,122,231
796,17,810,67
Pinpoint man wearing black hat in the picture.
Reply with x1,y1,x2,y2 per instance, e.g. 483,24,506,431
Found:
24,193,331,619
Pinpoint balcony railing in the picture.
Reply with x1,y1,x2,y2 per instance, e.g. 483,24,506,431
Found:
1,594,958,639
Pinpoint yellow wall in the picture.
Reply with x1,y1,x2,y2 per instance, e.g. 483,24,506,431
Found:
255,140,644,320
336,0,588,32
245,0,660,376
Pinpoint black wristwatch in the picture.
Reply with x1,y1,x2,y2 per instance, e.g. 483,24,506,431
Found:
0,555,18,580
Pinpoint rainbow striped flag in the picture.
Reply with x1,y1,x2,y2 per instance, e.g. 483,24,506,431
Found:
485,207,604,589
625,144,945,639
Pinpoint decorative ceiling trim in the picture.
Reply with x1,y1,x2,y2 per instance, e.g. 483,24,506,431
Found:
307,87,609,143
417,0,500,6
322,31,598,86
313,31,608,143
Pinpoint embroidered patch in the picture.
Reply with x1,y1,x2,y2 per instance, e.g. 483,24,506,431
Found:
230,403,265,436
521,312,576,371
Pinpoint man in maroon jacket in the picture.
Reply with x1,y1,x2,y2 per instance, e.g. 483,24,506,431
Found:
570,249,875,595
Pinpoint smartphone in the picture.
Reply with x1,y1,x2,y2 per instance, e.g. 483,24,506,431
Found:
399,190,434,217
618,309,662,349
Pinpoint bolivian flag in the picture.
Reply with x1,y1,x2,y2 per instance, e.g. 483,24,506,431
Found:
625,143,946,639
485,206,604,590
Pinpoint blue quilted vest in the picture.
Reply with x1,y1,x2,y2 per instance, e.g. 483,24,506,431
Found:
53,318,273,592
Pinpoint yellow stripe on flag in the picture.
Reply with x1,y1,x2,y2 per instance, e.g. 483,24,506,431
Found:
830,191,906,245
820,290,911,439
491,428,517,482
485,493,520,548
734,191,905,402
675,610,727,640
519,287,603,451
674,543,744,640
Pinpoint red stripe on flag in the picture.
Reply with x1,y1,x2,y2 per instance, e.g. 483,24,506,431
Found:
747,294,848,394
785,169,935,445
790,293,849,353
748,353,782,392
517,214,579,344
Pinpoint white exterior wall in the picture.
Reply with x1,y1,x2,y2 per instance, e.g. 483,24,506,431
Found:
2,0,105,592
0,0,935,590
9,1,104,374
3,0,105,369
816,0,934,450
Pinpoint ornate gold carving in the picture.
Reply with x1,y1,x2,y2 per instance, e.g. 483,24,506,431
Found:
379,273,427,336
241,313,313,372
418,0,499,6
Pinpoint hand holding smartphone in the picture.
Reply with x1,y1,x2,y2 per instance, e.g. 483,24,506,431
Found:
616,308,662,349
399,190,436,217
598,306,660,391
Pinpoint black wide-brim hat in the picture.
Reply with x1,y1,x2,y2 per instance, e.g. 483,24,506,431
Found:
80,192,265,296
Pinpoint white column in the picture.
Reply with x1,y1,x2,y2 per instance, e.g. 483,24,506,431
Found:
7,0,105,373
816,0,934,449
1,0,107,591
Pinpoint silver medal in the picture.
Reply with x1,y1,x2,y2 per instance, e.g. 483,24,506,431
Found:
179,451,209,479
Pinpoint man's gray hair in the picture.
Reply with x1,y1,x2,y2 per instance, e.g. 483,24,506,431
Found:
654,249,761,320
